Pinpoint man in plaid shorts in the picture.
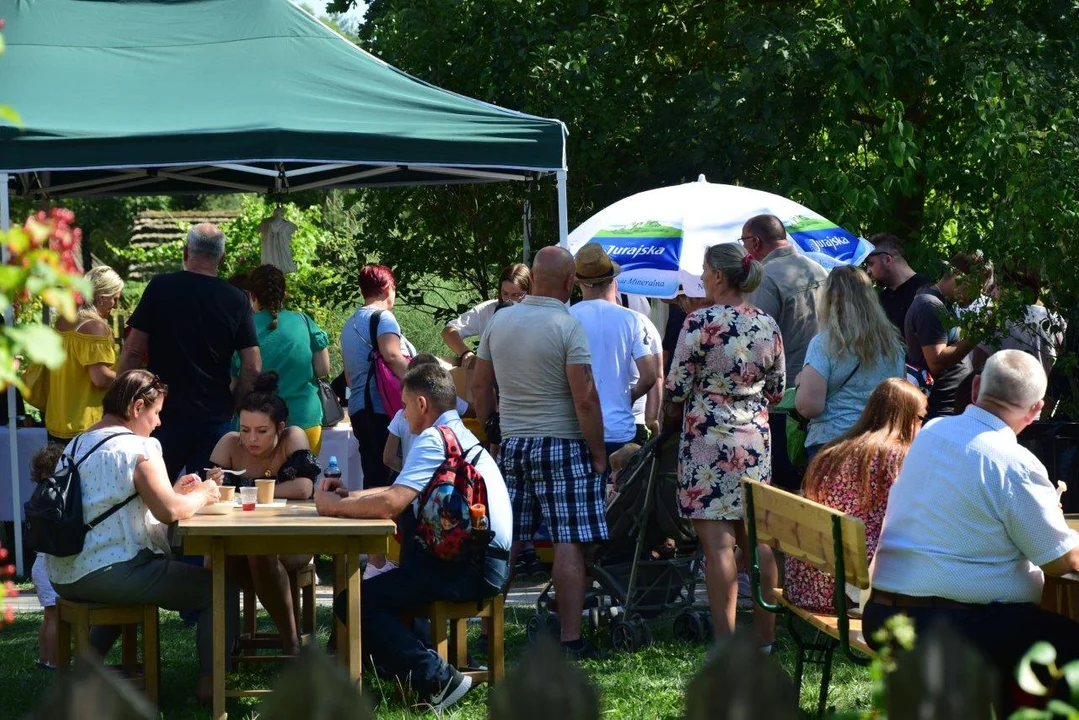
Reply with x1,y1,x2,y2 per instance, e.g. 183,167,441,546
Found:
473,246,608,659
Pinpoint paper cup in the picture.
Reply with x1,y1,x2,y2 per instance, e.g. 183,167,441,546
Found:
255,478,276,505
218,485,236,502
240,486,258,511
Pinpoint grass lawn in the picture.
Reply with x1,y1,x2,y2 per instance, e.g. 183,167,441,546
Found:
0,605,872,718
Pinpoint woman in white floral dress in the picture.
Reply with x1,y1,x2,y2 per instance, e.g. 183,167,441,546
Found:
667,243,785,649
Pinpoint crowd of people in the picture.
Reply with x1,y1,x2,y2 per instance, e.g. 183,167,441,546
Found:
19,213,1079,713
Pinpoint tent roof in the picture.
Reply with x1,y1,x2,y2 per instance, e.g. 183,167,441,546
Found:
0,0,567,197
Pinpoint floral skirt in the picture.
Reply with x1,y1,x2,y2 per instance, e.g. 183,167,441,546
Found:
676,422,771,521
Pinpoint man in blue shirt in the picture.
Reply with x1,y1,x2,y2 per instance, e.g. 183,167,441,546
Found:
315,363,511,712
866,349,1079,711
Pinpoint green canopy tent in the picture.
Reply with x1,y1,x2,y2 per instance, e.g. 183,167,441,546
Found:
0,0,569,573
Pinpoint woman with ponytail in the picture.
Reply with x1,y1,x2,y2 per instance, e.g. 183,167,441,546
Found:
243,264,331,453
207,371,321,656
666,243,785,652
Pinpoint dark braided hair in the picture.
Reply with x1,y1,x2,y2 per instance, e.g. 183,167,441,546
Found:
239,371,289,426
248,264,286,330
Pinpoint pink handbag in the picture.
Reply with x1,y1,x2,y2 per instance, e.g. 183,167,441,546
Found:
363,311,410,416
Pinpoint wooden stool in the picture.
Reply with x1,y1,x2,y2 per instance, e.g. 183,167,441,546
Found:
56,599,159,705
236,563,317,663
426,594,504,686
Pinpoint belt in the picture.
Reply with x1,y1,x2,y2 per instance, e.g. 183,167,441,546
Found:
869,590,984,611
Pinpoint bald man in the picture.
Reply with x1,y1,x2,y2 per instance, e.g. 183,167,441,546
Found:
474,246,608,660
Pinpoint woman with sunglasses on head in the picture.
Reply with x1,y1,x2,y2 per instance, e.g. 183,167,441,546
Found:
785,378,928,613
46,370,234,703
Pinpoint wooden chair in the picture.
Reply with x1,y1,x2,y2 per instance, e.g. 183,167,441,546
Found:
741,479,875,717
424,594,505,686
235,563,317,663
56,599,159,705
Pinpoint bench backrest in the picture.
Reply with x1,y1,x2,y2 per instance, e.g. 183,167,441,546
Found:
742,479,870,589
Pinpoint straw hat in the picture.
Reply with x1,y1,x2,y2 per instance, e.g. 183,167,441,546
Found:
575,243,621,285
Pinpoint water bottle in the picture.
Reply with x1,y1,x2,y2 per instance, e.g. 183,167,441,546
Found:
325,456,342,486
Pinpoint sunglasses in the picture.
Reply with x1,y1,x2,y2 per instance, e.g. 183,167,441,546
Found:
136,374,168,400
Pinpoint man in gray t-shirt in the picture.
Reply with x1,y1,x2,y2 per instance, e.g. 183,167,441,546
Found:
474,246,608,659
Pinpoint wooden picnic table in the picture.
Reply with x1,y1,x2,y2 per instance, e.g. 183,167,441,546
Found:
176,501,396,720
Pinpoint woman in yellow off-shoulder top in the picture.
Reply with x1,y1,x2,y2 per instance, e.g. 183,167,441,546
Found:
45,266,124,443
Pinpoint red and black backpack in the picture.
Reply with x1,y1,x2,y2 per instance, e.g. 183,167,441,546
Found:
414,426,493,562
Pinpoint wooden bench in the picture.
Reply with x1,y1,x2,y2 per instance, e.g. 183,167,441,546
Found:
741,479,875,717
56,599,159,705
235,563,317,663
424,594,505,686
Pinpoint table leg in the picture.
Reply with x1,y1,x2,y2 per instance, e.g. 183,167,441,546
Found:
212,538,227,720
347,537,362,687
334,553,348,667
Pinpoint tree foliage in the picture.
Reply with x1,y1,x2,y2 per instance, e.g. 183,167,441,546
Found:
343,0,1078,326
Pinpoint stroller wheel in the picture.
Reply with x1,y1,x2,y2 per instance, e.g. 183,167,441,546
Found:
628,614,653,648
611,619,640,653
674,608,706,643
697,610,713,640
546,613,561,638
526,613,547,643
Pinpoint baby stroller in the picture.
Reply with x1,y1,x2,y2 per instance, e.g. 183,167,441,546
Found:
525,432,711,652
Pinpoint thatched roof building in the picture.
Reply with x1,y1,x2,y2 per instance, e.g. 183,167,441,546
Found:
127,209,241,280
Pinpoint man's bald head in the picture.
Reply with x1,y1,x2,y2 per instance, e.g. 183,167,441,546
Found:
531,246,576,302
741,214,788,261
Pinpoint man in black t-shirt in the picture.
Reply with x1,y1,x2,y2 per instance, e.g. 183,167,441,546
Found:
904,250,992,419
864,233,932,332
120,224,261,480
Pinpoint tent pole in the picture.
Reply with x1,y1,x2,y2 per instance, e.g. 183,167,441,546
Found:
1,173,23,577
556,170,569,247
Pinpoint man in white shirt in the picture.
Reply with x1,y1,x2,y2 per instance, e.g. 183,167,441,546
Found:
316,363,511,712
569,244,659,455
865,350,1079,707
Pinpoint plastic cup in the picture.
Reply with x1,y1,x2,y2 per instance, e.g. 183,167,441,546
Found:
240,486,257,511
218,485,235,503
255,478,276,505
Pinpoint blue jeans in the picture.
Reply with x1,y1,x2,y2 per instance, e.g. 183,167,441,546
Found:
154,420,232,481
333,547,509,696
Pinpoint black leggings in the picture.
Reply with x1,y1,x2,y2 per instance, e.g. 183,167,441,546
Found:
350,410,392,489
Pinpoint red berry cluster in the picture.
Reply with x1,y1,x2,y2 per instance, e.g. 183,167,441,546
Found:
0,545,16,626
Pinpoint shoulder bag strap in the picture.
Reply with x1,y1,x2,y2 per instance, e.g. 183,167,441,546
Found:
77,430,139,530
74,430,135,469
363,310,384,412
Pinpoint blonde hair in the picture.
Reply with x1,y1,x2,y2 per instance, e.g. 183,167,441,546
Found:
704,243,762,294
76,265,124,325
819,265,903,366
804,378,927,512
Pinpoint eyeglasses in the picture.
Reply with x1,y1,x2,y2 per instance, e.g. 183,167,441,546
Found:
739,235,759,244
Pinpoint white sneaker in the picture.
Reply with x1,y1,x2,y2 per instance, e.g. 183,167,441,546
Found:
362,559,398,580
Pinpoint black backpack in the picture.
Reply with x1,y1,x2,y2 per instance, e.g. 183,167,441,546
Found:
24,431,137,558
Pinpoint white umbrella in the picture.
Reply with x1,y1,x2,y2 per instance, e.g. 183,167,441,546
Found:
563,175,873,298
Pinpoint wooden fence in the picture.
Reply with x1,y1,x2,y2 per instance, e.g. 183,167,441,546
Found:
28,622,1006,719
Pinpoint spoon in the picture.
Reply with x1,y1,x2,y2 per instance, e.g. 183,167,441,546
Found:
205,468,247,476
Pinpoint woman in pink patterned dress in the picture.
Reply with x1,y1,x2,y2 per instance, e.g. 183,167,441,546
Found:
785,377,927,613
667,243,785,648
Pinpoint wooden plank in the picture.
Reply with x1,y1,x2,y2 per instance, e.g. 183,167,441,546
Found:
345,537,362,688
742,479,870,588
490,594,505,685
775,590,874,657
182,535,388,557
142,606,158,706
333,555,348,670
211,538,227,720
176,503,396,537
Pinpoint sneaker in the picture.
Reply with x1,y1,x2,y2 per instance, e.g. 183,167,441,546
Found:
562,637,608,662
429,670,473,712
362,559,397,581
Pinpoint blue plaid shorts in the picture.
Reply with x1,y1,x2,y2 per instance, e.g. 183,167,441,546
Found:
498,436,608,544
